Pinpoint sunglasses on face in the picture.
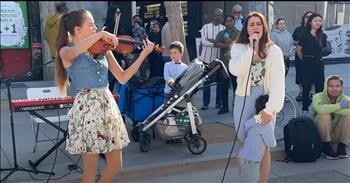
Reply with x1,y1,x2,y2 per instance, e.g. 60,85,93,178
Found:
234,11,241,14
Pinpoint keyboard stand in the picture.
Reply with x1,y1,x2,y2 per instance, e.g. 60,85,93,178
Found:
0,80,54,182
27,111,67,170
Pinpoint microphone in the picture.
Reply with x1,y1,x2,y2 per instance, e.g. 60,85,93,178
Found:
252,32,259,48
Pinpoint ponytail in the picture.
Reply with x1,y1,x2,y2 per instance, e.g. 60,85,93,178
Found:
55,13,69,95
54,9,91,94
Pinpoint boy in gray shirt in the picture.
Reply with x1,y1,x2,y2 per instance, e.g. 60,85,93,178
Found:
238,95,277,182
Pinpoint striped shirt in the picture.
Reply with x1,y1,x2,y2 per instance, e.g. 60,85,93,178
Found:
199,22,225,63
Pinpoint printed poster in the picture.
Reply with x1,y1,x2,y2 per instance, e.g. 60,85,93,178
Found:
0,1,29,49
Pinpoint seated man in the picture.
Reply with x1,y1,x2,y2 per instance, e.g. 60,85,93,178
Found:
312,75,350,160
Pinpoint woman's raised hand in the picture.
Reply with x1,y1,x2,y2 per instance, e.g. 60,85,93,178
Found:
141,39,155,55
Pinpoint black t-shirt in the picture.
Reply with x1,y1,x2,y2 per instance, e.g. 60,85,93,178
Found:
292,25,307,42
298,32,327,61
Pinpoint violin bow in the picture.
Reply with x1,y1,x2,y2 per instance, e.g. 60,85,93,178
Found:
113,8,121,36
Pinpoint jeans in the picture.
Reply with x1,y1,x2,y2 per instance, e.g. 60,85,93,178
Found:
202,80,221,106
239,158,260,183
218,78,229,110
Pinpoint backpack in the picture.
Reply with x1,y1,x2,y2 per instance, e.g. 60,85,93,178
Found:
283,117,322,162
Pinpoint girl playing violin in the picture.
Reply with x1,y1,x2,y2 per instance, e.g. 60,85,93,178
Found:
55,9,154,183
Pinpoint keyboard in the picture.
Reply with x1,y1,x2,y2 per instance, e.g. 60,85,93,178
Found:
11,94,119,112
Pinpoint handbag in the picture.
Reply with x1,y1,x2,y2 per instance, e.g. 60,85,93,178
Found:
322,40,332,57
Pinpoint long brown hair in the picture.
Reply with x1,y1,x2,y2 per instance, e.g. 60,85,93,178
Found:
306,13,324,48
235,11,273,59
301,11,315,25
55,9,90,94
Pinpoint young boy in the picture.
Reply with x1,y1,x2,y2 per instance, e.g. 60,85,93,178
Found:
163,41,187,101
163,41,187,144
238,95,277,182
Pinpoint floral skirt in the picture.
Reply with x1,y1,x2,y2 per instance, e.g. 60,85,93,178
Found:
65,87,130,155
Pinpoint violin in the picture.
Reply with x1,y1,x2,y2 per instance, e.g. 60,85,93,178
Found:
88,8,164,55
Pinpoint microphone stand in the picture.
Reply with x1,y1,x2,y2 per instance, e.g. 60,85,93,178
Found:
0,60,56,182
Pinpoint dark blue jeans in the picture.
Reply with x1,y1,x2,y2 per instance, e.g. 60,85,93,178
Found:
218,74,237,110
202,80,221,106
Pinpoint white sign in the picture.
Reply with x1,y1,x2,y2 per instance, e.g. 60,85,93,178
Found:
0,1,28,48
324,24,350,59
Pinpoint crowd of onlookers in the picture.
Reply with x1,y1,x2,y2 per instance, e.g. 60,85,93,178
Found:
37,2,350,183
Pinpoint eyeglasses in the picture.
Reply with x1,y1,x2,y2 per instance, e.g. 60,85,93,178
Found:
234,11,241,14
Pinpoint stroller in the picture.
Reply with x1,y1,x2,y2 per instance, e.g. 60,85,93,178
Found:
137,58,229,155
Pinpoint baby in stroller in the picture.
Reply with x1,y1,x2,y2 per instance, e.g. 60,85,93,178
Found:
138,57,229,155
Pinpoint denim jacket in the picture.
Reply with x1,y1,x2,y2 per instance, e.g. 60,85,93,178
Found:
65,45,109,90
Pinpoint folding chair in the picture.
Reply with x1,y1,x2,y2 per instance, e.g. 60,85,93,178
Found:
26,87,69,152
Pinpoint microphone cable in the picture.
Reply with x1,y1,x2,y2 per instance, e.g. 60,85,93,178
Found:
221,43,256,183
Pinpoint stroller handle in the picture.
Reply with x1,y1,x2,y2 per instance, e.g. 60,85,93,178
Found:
207,65,221,77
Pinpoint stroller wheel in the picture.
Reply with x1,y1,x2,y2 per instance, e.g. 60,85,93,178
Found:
184,128,202,142
139,133,151,153
188,136,207,155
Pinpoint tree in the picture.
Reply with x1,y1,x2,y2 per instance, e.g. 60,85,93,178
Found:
164,1,189,64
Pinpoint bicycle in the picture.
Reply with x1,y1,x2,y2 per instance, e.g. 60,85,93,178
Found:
274,91,300,142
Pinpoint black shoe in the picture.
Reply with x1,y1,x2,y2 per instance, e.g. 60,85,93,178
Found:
215,103,222,109
322,142,339,160
201,105,208,110
218,108,229,114
295,93,302,102
337,143,348,158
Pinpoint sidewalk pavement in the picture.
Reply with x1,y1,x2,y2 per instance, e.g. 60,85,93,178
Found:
1,63,349,182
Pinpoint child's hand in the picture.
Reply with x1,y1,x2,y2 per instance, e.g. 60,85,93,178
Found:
258,111,273,125
166,78,175,87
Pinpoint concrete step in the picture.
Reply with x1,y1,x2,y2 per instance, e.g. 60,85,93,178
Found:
51,143,286,183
